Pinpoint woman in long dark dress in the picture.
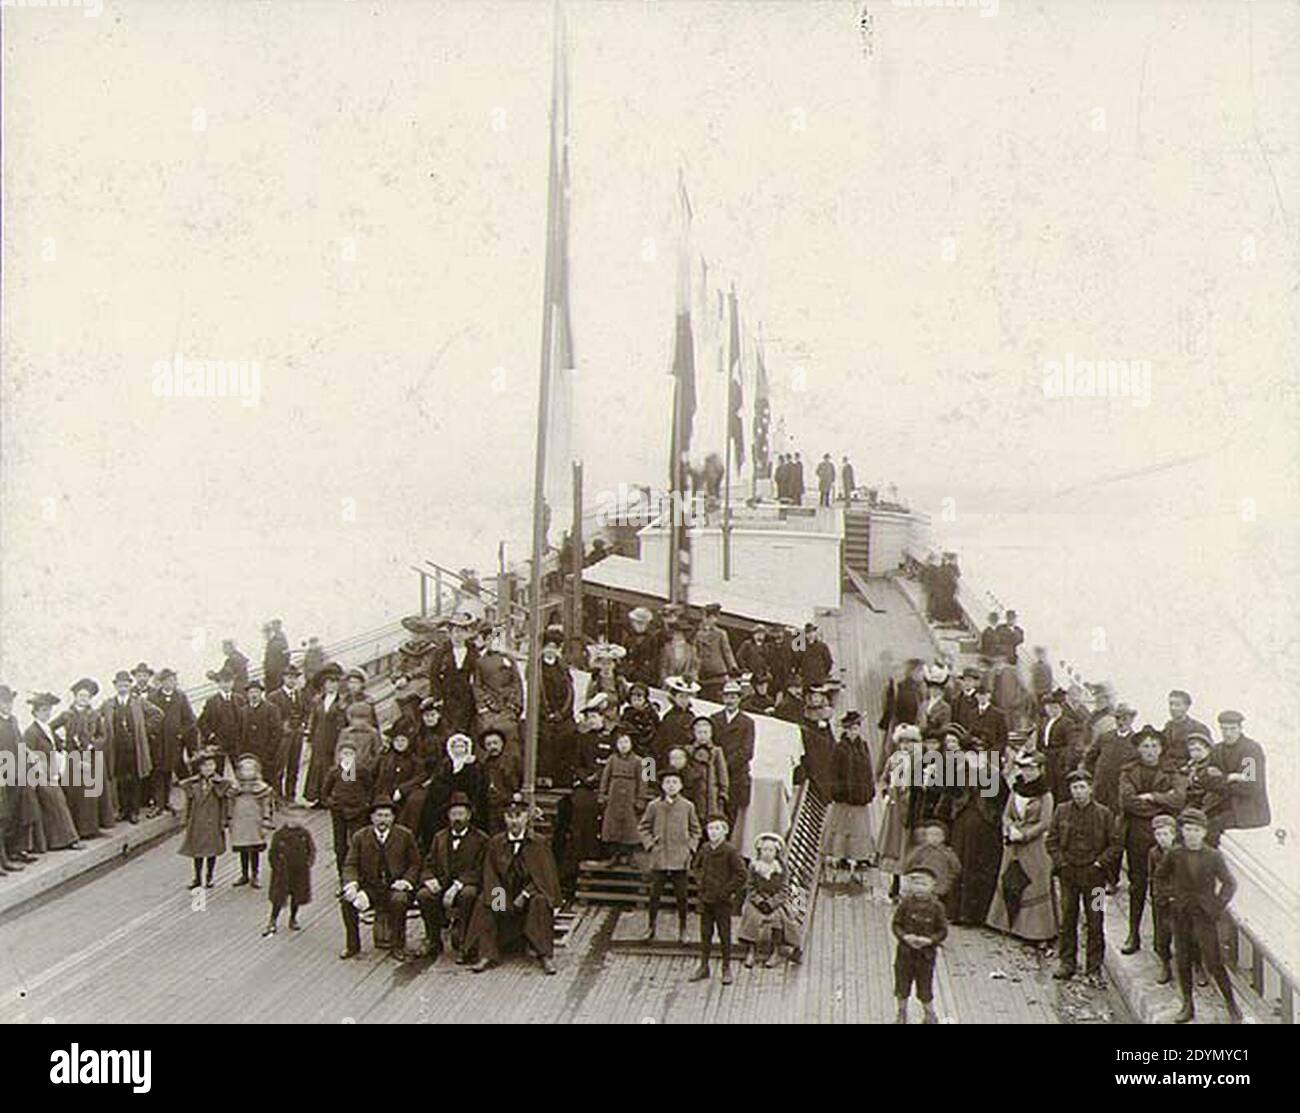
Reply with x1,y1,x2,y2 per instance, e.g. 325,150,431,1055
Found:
948,737,1006,925
50,679,103,839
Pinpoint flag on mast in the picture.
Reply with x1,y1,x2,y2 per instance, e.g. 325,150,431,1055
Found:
543,12,577,545
727,288,744,471
668,171,696,606
753,331,771,479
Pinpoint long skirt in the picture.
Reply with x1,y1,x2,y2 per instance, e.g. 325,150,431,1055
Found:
825,802,876,861
949,807,1002,925
63,778,100,839
738,901,803,948
35,785,81,850
876,794,909,874
986,837,1058,941
98,777,119,829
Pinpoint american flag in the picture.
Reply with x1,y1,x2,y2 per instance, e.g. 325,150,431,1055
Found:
753,338,771,479
727,289,744,470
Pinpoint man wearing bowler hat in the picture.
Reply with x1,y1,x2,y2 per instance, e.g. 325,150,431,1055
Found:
240,678,283,787
339,795,425,962
467,794,561,974
198,664,246,775
416,790,488,962
797,622,834,689
711,679,755,831
267,663,308,802
148,668,197,815
101,669,158,823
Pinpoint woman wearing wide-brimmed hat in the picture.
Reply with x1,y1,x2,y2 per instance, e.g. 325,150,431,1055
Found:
23,692,84,853
50,678,104,839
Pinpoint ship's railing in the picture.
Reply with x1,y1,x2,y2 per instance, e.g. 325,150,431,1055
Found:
782,779,829,944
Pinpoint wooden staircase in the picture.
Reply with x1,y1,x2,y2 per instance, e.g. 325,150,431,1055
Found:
843,509,871,585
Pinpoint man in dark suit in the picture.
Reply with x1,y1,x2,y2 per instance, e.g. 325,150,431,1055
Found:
735,624,773,681
710,681,755,829
267,663,308,801
428,612,479,734
468,795,561,974
339,796,426,962
952,667,982,733
1209,710,1269,833
1038,687,1080,801
239,679,283,784
100,670,159,823
148,668,196,814
197,665,245,774
968,687,1009,756
220,639,250,696
798,623,834,688
0,684,38,864
416,791,488,961
261,619,290,693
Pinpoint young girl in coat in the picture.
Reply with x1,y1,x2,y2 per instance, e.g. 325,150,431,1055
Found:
598,730,645,864
177,747,236,889
739,832,803,967
263,820,316,936
685,717,729,826
878,724,921,898
230,754,276,888
620,684,661,758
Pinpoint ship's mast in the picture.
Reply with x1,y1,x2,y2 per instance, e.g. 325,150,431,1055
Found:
522,0,567,811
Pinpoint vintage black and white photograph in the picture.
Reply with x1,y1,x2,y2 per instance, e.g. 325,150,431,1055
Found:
1,0,1296,1061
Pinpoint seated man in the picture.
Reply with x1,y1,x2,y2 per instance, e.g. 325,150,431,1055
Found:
416,791,488,962
339,795,430,963
467,794,561,975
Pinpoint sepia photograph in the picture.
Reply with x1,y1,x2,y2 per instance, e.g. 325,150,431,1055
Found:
0,0,1296,1079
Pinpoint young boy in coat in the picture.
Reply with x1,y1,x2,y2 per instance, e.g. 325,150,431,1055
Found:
639,768,701,943
690,814,747,985
1147,813,1177,985
322,740,374,884
903,818,962,921
1158,807,1242,1023
892,864,948,1023
263,820,316,935
598,730,645,865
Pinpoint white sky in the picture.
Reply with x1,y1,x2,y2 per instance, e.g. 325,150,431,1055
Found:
2,0,1297,698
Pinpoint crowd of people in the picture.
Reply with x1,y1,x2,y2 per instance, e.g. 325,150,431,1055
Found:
866,632,1272,1023
0,595,1275,1017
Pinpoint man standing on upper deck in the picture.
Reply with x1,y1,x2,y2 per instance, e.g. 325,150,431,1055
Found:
428,612,479,735
840,456,856,503
220,639,250,696
978,612,1001,660
816,454,836,508
792,453,806,505
1161,689,1212,768
694,604,738,703
262,619,290,694
1208,711,1269,834
995,611,1024,665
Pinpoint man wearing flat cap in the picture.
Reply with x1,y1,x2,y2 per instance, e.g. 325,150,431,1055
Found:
101,669,160,823
147,668,197,816
416,790,488,962
467,794,561,974
1046,768,1121,983
339,795,425,962
1208,710,1270,834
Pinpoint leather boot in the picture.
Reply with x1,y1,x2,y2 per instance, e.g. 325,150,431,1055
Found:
1155,957,1172,985
1174,996,1195,1023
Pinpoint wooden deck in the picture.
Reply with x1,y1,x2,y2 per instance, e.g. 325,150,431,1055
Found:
0,800,1124,1024
0,580,1128,1024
